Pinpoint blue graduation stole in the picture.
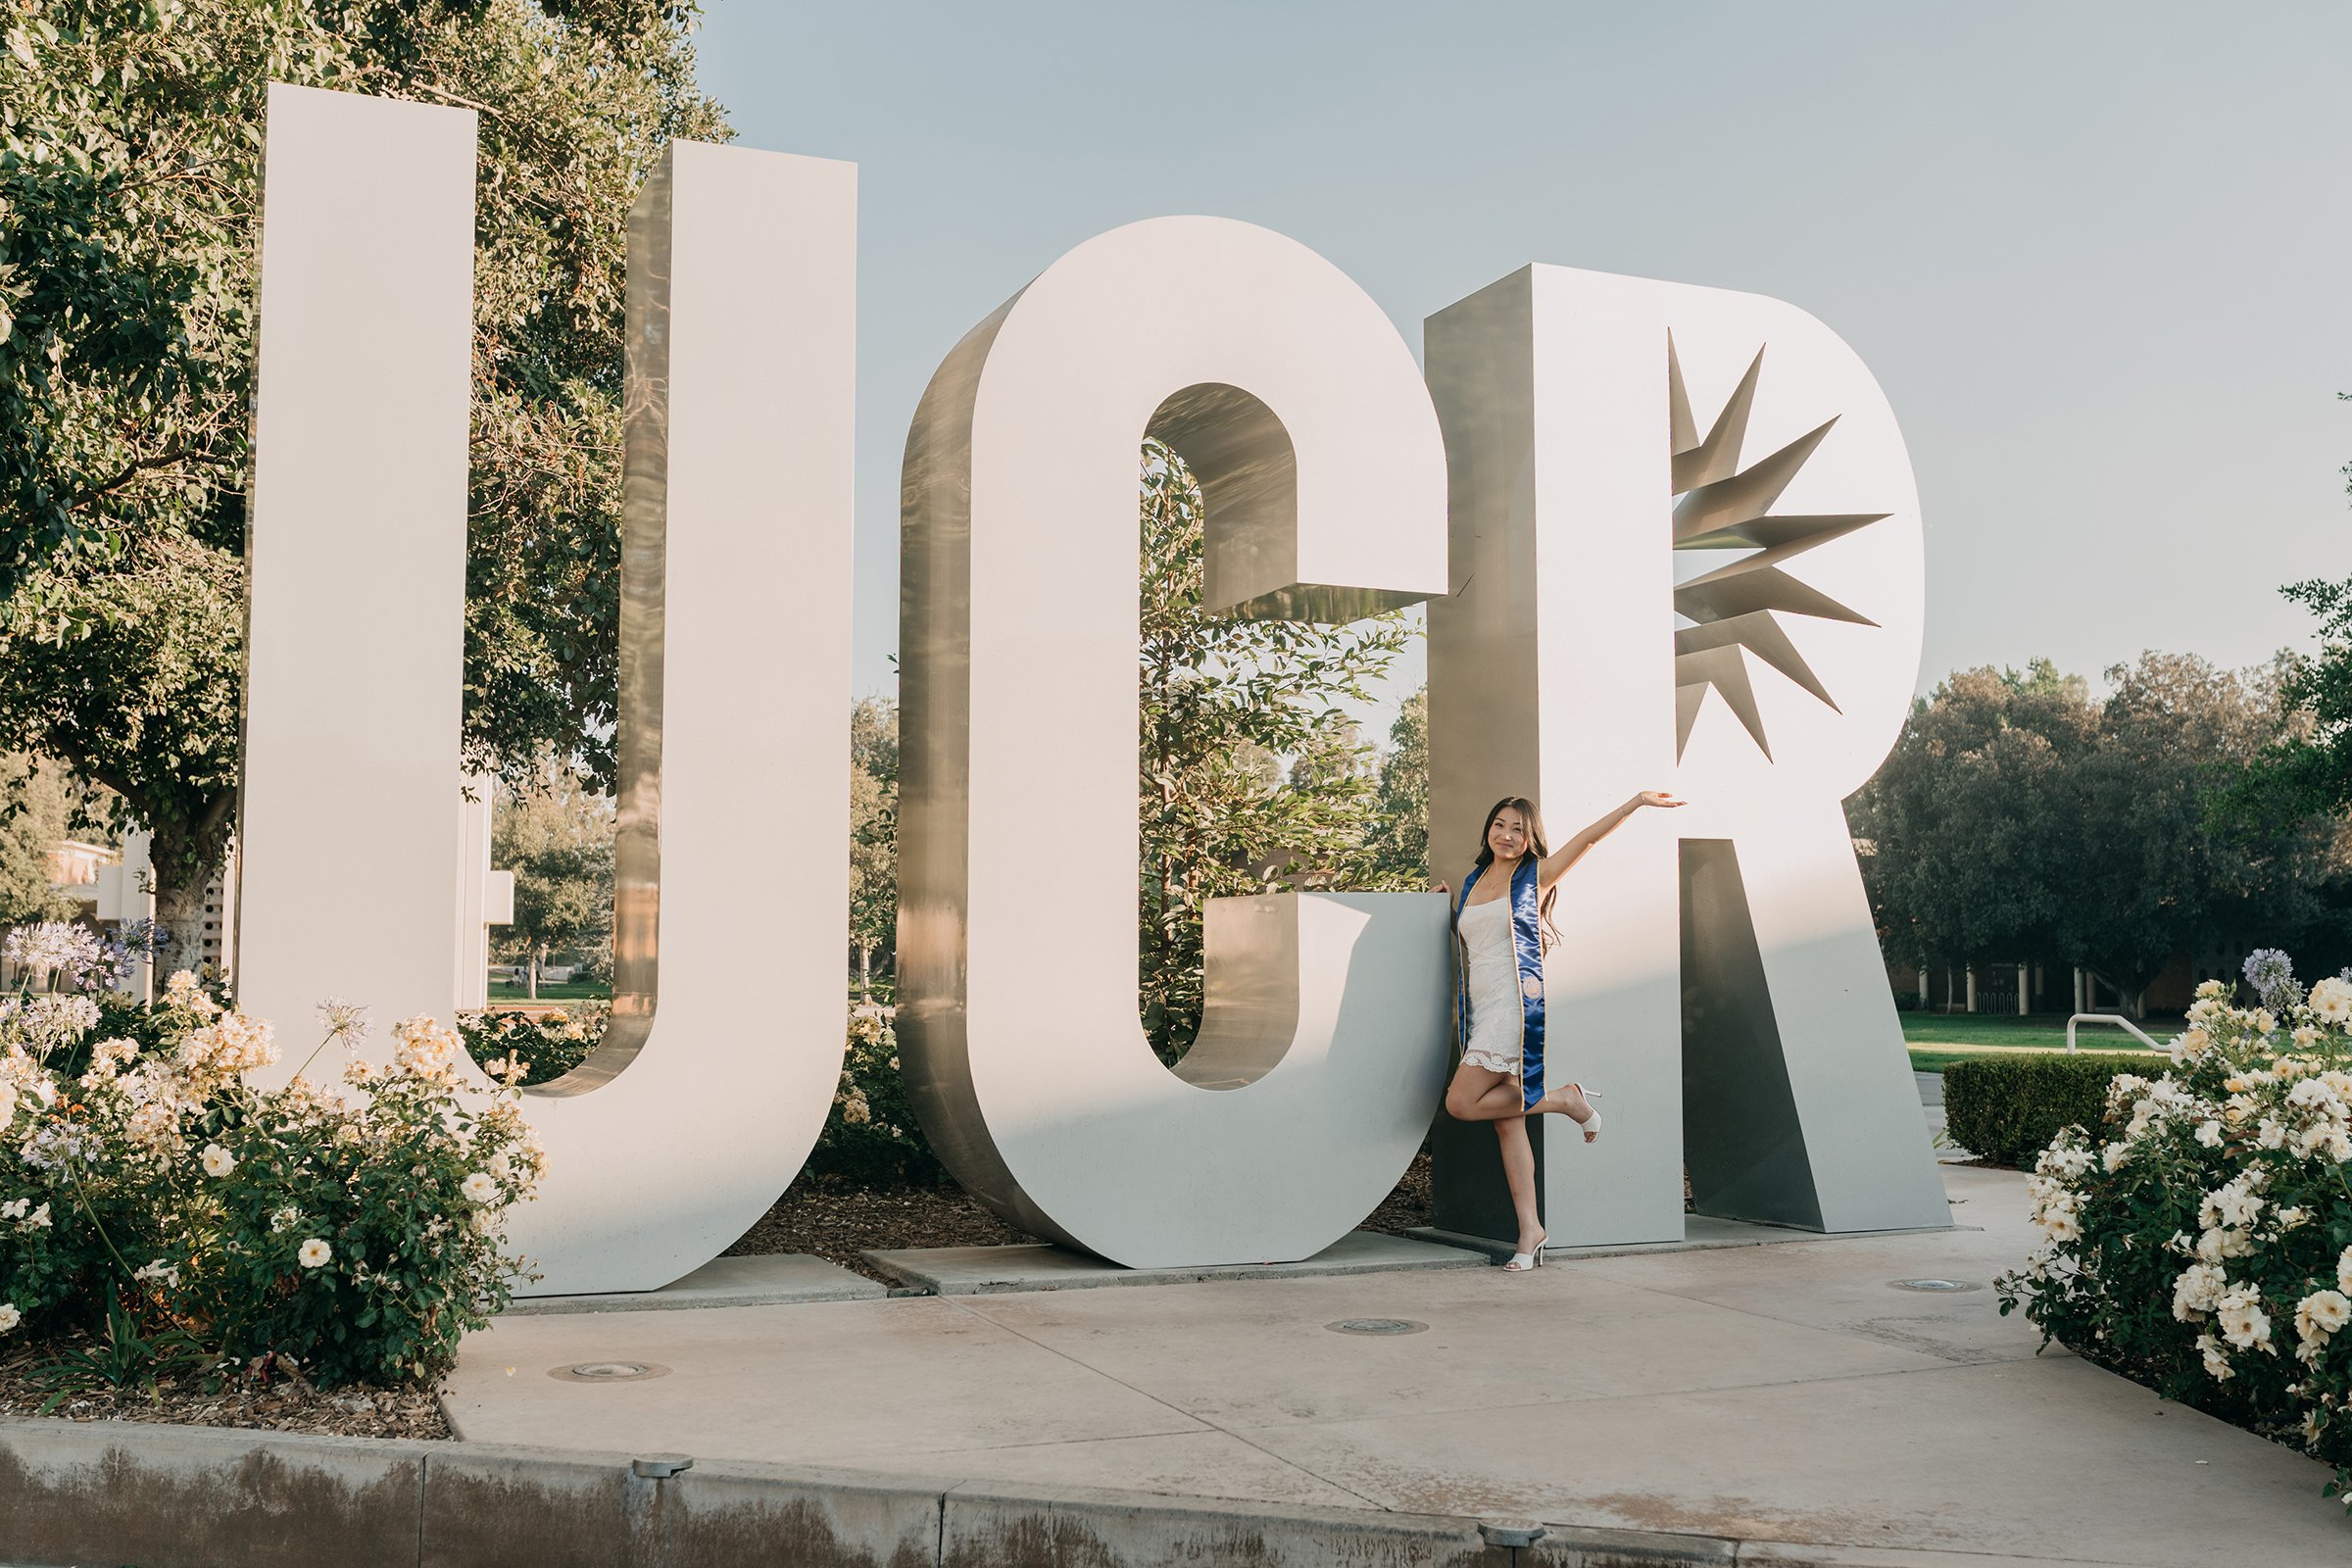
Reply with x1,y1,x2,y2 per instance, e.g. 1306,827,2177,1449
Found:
1453,856,1547,1112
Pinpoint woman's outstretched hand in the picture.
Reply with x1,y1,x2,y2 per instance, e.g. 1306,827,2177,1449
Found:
1632,790,1686,810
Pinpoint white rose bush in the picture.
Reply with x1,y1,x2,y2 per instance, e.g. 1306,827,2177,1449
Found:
1997,950,2352,1503
0,922,546,1396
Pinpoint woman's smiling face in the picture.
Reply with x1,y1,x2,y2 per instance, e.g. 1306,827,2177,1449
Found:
1487,806,1530,862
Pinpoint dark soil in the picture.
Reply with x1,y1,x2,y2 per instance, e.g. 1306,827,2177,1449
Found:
0,1339,452,1440
727,1152,1440,1283
1358,1152,1435,1236
724,1175,1042,1279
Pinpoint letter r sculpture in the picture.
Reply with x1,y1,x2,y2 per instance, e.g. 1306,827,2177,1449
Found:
1425,266,1949,1251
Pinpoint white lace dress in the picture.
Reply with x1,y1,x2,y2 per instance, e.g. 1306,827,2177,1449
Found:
1457,896,1525,1079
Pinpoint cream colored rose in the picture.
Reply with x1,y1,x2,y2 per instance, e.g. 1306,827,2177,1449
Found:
0,1302,19,1334
298,1238,331,1269
200,1143,235,1178
2173,1262,2224,1321
2311,976,2352,1024
2294,1289,2349,1345
461,1172,497,1203
2216,1288,2272,1351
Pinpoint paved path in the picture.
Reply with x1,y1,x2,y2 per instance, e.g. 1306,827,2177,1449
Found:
444,1166,2347,1566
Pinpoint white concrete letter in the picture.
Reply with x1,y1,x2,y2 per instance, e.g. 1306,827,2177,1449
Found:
1425,266,1946,1247
240,86,858,1295
900,218,1451,1269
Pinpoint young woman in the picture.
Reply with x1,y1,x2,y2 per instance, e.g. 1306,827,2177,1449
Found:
1437,791,1684,1273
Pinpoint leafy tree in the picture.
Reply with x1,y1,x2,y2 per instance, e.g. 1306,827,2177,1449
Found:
2073,653,2343,994
849,694,897,1002
1847,660,2095,980
2228,573,2352,825
1850,654,2351,1009
0,754,79,925
1362,684,1429,889
491,755,613,997
1136,440,1409,1061
0,1,726,969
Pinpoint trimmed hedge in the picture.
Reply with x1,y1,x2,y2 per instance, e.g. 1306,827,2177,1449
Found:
1942,1052,2157,1166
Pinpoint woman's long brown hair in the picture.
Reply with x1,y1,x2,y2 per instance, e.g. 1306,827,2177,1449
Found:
1471,796,1562,952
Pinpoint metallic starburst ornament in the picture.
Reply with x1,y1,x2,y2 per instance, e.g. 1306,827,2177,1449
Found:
1669,337,1889,760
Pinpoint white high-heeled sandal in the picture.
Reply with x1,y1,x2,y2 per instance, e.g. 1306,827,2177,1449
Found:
1502,1230,1547,1272
1576,1085,1602,1143
1550,1082,1602,1143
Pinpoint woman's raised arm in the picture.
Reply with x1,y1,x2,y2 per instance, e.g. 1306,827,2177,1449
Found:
1537,791,1684,889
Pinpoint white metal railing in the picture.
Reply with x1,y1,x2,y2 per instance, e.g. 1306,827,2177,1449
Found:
2067,1012,2162,1054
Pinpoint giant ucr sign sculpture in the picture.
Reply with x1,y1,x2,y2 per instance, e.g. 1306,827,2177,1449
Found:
235,84,1943,1297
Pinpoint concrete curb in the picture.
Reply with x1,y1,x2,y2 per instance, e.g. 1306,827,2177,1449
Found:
501,1253,885,1315
1407,1220,1979,1263
864,1228,1489,1296
0,1416,2056,1568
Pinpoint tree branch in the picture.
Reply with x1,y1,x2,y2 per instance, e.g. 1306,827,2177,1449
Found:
63,448,239,515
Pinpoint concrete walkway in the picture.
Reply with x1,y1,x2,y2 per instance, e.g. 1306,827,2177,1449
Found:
443,1166,2349,1566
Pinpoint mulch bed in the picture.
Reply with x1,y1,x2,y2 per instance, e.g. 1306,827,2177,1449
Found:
724,1176,1042,1278
727,1152,1439,1283
0,1340,452,1440
1359,1151,1435,1236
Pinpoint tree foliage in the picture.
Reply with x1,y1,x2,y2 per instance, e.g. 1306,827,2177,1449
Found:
0,0,726,964
2228,573,2352,828
1849,654,2352,999
1362,684,1429,890
849,694,897,1001
0,754,79,925
1136,441,1411,1060
490,755,613,983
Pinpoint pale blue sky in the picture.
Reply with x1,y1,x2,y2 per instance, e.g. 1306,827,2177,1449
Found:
695,1,2352,727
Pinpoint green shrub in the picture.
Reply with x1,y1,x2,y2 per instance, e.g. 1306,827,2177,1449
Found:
1,922,544,1392
1997,962,2352,1502
1943,1053,2153,1166
457,1004,610,1087
806,1012,946,1187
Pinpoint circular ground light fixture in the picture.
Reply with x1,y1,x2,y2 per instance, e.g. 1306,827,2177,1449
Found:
549,1360,673,1383
1889,1278,1979,1294
1325,1318,1429,1336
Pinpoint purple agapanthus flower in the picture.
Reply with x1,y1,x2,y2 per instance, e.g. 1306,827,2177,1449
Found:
2243,948,2302,1012
2,921,116,992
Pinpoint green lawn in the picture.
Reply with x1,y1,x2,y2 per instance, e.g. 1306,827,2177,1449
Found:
1902,1010,2174,1073
485,978,610,1004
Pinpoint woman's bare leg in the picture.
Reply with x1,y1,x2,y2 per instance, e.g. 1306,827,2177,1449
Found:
1493,1115,1544,1257
1444,1063,1528,1123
